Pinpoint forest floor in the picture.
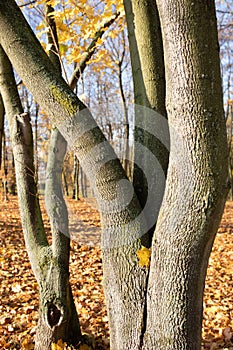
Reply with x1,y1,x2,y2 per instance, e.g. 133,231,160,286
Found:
0,195,232,350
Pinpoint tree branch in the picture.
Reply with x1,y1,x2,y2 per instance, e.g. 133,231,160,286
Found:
69,11,120,90
0,44,48,280
18,0,37,8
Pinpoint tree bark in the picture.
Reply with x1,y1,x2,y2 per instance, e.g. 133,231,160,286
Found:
0,44,81,349
0,2,229,350
0,2,148,348
142,1,229,348
124,0,169,242
37,4,82,347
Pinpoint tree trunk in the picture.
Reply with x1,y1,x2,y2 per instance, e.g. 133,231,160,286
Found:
124,0,169,243
35,255,81,349
35,5,82,347
117,61,131,179
63,170,69,197
0,2,229,349
0,94,4,170
34,102,39,185
0,44,81,349
142,1,229,348
2,130,8,201
80,166,86,197
73,155,80,200
0,3,149,347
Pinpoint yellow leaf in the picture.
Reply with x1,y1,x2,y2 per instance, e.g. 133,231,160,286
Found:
21,337,34,350
136,246,151,268
107,31,117,39
51,339,65,350
79,345,92,350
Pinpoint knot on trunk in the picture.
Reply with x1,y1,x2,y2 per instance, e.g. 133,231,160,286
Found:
47,303,62,328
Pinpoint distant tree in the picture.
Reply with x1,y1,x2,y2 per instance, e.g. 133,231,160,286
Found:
216,0,233,198
0,95,4,169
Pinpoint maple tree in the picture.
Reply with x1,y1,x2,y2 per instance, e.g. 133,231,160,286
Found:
0,1,230,350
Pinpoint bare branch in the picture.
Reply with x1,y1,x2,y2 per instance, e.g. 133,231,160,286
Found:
19,0,37,8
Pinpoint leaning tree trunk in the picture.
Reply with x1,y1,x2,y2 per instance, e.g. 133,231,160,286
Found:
0,3,149,349
0,44,82,349
142,1,229,349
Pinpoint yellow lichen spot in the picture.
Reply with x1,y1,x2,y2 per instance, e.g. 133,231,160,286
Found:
136,246,151,268
49,84,77,115
51,339,65,350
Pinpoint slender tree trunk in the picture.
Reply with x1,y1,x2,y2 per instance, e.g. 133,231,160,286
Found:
0,44,81,349
142,1,229,348
80,166,86,197
0,94,4,170
34,102,39,185
117,62,131,178
2,130,8,201
73,155,80,200
227,104,233,200
124,0,169,242
63,170,69,196
9,153,16,195
34,5,82,348
41,127,81,349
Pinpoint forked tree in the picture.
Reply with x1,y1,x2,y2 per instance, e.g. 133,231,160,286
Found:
0,0,229,349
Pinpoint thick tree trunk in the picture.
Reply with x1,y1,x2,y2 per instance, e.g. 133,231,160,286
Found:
0,5,150,348
0,2,229,350
142,1,229,349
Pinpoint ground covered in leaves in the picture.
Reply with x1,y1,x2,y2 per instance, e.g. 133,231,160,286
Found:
0,195,232,349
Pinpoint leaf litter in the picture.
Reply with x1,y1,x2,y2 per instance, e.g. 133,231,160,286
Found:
0,195,232,349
